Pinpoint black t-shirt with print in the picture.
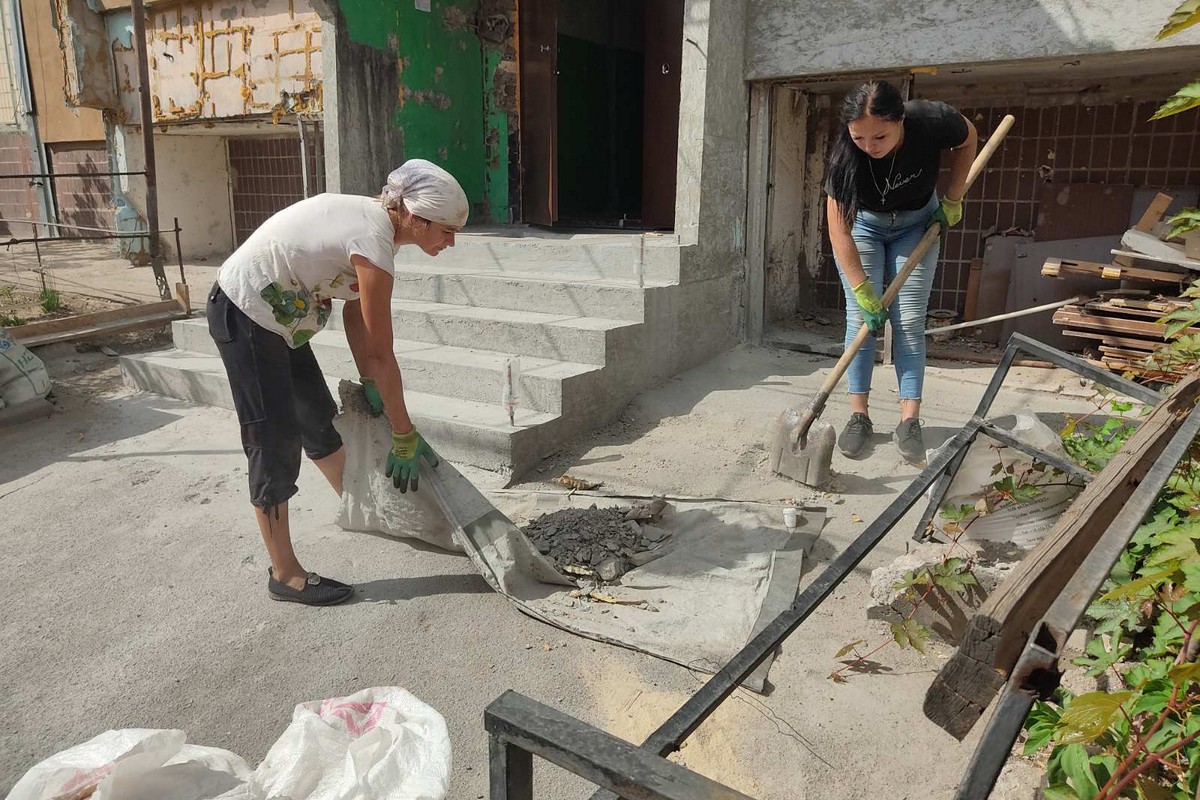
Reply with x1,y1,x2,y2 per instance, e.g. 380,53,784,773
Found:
834,99,969,213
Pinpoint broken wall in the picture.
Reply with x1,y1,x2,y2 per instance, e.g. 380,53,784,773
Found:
51,0,117,110
108,0,323,125
20,0,104,142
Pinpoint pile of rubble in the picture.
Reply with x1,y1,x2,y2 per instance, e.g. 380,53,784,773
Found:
521,498,670,584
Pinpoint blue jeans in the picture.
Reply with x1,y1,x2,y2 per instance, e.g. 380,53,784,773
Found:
835,194,940,401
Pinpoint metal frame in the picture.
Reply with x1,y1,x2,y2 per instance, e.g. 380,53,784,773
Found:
486,334,1173,800
911,333,1161,542
955,395,1200,799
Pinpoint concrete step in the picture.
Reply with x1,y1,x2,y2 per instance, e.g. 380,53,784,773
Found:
328,299,640,366
390,264,659,322
120,349,560,475
171,317,598,415
396,230,680,282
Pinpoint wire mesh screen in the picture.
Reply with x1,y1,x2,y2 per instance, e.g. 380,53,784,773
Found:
812,100,1200,314
228,130,326,246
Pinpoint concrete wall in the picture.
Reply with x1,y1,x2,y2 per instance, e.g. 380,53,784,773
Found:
155,134,233,260
672,0,748,355
52,0,117,110
20,0,104,142
108,0,322,125
746,0,1200,80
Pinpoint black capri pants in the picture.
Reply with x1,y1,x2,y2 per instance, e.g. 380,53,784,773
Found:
206,283,343,510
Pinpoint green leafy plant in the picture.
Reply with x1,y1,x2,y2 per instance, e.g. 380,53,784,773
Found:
0,311,24,327
1165,207,1200,241
1152,2,1200,120
0,285,14,302
830,451,1049,682
38,288,61,314
1022,413,1200,799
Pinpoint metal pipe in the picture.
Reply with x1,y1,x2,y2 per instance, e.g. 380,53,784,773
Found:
297,116,310,199
926,296,1089,337
0,170,149,180
6,0,55,228
130,0,170,301
174,217,185,283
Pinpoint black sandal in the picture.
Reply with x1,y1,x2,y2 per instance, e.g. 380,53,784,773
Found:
267,569,354,606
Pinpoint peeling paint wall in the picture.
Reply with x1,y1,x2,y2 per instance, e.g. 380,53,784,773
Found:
109,0,322,125
338,0,504,221
20,0,105,142
52,0,117,109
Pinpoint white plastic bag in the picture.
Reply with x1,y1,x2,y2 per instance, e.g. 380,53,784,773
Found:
5,728,251,800
0,327,51,409
249,687,452,800
928,414,1085,550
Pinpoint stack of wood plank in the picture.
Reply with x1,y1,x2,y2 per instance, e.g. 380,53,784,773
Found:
1043,192,1200,382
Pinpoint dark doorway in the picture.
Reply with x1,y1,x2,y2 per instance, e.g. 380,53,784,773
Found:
518,0,681,230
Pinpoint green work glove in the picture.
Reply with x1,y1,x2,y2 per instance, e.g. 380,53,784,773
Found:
932,197,963,229
386,428,439,493
851,280,888,333
360,377,384,416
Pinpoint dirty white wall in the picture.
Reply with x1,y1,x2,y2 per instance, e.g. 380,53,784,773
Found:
746,0,1200,80
109,0,322,125
154,135,233,260
0,2,21,128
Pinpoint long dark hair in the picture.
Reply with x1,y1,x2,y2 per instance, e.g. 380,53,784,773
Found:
826,81,906,226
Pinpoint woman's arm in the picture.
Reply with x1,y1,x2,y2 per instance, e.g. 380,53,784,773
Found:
340,298,373,379
827,195,866,287
350,255,413,433
943,116,979,202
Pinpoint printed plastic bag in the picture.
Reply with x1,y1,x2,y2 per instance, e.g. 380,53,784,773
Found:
5,728,251,800
249,687,451,800
0,327,51,409
927,414,1086,550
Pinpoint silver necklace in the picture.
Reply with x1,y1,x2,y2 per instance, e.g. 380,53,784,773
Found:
868,150,898,201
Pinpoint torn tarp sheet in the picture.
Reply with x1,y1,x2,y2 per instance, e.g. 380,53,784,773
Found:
334,387,823,684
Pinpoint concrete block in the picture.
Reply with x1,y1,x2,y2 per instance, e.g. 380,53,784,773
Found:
867,541,1015,645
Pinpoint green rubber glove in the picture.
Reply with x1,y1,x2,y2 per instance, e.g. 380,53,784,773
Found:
933,197,963,228
360,377,384,416
386,428,439,493
851,280,889,333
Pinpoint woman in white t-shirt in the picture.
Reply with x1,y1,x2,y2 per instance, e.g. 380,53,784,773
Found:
207,159,467,606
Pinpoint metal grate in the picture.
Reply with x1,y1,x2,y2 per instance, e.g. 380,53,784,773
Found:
228,131,326,246
0,132,35,236
813,100,1200,314
48,142,113,237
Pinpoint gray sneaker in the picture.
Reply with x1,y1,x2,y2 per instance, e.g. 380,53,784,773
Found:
894,418,925,464
838,413,874,458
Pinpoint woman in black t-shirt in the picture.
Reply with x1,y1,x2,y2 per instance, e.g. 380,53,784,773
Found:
824,80,977,464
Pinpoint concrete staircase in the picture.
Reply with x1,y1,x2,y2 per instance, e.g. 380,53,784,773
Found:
121,230,679,477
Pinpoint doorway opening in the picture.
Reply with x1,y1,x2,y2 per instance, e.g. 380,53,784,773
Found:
518,0,681,230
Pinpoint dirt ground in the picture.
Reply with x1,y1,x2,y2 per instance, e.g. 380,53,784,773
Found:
1,330,1106,798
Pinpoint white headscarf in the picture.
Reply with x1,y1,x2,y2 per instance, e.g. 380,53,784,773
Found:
381,159,469,228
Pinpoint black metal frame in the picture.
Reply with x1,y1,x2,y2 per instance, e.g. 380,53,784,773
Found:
955,396,1200,799
485,334,1175,800
911,333,1160,543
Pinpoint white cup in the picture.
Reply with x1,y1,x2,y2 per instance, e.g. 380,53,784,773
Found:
782,506,798,529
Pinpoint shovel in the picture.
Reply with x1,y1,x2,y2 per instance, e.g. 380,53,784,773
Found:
777,114,1016,486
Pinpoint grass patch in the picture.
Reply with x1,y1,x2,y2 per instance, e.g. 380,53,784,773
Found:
38,288,62,314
